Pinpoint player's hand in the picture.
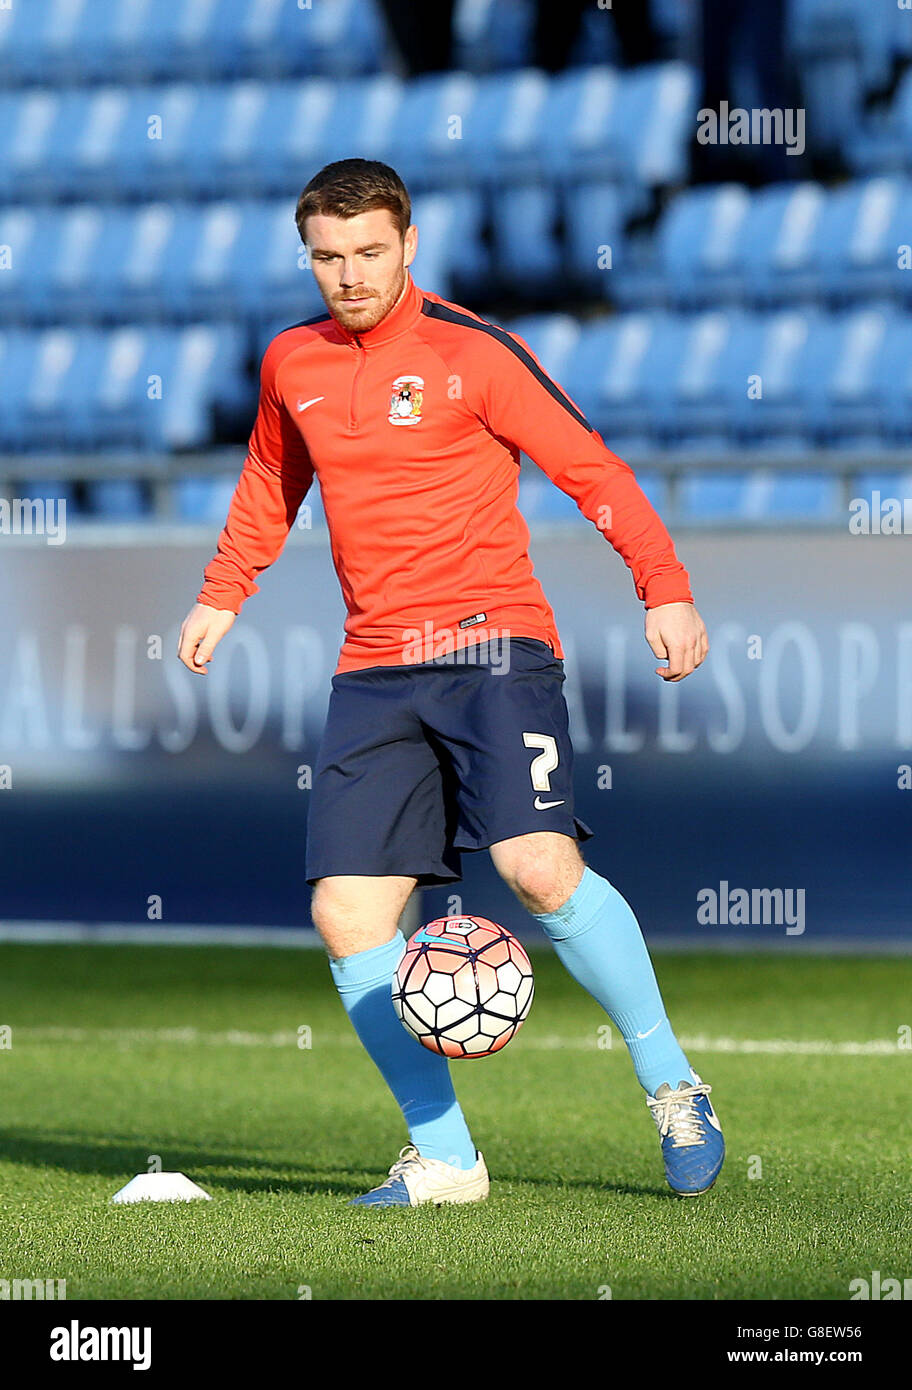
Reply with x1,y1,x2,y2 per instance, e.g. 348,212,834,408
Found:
177,602,236,675
645,602,708,682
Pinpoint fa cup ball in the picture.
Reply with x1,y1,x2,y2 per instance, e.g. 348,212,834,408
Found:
392,916,534,1058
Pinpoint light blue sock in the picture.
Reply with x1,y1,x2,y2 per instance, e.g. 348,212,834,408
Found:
329,933,477,1169
532,867,691,1096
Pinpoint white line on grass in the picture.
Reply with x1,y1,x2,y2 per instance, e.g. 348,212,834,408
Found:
10,1026,908,1056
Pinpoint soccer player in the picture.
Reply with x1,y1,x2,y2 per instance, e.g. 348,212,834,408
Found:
178,159,724,1207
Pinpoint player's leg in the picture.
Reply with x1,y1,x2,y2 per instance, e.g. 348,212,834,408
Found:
311,873,486,1204
305,669,486,1204
417,636,722,1194
310,872,414,960
489,831,691,1094
416,637,692,1088
490,830,724,1195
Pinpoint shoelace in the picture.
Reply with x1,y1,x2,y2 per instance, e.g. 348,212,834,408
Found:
646,1082,713,1148
375,1144,427,1187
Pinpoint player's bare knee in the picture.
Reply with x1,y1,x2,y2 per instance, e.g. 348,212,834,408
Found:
309,881,340,940
310,875,415,956
498,843,584,915
513,874,570,915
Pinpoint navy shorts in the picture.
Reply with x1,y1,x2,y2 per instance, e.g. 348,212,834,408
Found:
305,636,593,886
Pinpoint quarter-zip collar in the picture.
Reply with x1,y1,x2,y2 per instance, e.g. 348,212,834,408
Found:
333,271,424,349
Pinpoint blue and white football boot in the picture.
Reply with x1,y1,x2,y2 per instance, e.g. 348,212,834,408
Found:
646,1068,724,1196
350,1145,489,1208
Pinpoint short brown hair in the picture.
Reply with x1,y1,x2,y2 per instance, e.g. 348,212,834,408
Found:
295,159,411,243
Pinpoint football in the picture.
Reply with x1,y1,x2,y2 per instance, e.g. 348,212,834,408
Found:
392,916,534,1058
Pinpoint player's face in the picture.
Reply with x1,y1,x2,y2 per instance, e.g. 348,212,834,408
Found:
305,210,418,333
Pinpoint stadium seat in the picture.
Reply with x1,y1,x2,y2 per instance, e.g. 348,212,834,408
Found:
846,69,912,174
174,474,247,523
815,177,911,303
502,314,582,387
0,323,247,453
875,315,912,441
0,0,388,86
807,304,895,441
84,479,148,519
560,315,655,436
457,69,550,182
563,181,630,292
614,184,751,309
491,183,563,291
539,63,697,186
739,183,827,306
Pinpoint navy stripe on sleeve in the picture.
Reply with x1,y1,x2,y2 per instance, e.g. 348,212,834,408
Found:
421,299,594,433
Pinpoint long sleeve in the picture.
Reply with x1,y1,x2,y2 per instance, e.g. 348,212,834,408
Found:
468,329,693,609
197,340,314,614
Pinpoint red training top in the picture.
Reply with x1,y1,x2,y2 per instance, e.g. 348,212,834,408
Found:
197,273,693,673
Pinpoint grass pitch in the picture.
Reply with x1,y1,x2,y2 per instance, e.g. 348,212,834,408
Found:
0,943,908,1300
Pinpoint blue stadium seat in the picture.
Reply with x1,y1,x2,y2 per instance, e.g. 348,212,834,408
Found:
761,474,843,520
564,312,688,440
852,469,912,503
846,68,912,174
272,0,387,78
277,74,405,182
739,183,826,306
35,204,110,323
0,0,388,86
0,204,39,321
615,184,751,309
563,182,629,291
314,73,405,169
806,305,894,441
660,310,746,441
491,183,562,290
453,0,535,73
503,314,582,389
16,327,107,452
815,177,910,303
0,323,247,454
147,324,247,450
560,315,656,435
723,309,823,442
788,0,896,91
0,328,37,448
0,87,71,203
84,480,148,519
175,475,246,523
386,71,481,187
0,1,53,85
679,470,841,523
412,190,489,296
679,473,759,522
459,69,550,182
235,201,324,319
616,62,698,187
875,315,912,441
538,63,696,185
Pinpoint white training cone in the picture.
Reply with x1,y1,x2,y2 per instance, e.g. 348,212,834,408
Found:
111,1172,212,1204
